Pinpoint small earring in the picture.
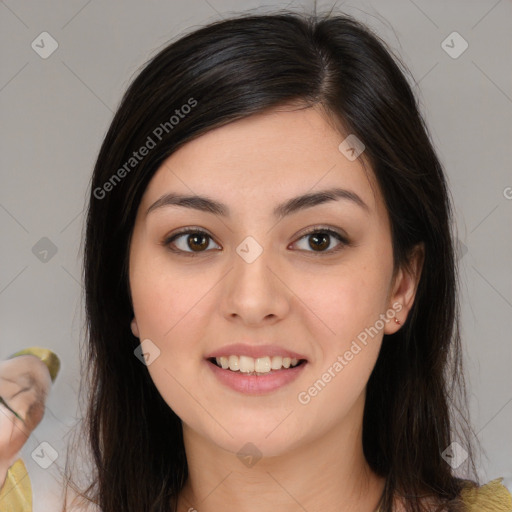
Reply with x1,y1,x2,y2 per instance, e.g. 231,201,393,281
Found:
394,318,401,325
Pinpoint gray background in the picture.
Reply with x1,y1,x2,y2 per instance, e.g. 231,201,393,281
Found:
1,0,511,510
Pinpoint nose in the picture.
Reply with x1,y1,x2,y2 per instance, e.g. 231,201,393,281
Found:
221,242,291,326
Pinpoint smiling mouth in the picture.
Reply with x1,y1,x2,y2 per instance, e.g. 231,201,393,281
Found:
208,355,307,375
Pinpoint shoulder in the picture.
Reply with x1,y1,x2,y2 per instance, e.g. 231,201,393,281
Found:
459,478,512,511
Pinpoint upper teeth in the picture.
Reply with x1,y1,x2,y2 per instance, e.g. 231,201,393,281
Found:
215,355,300,373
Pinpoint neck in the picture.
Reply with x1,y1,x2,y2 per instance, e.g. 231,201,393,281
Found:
177,393,385,512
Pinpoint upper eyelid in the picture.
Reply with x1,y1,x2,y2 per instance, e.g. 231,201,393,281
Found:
165,226,347,252
167,226,346,241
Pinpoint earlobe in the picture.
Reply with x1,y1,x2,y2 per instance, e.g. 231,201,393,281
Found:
131,318,140,338
384,243,424,334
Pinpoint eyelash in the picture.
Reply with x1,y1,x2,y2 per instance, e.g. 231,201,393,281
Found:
162,226,349,257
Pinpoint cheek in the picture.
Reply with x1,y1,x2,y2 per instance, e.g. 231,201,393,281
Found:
292,258,391,411
129,252,217,418
309,280,384,387
293,272,388,429
130,245,206,341
300,260,391,354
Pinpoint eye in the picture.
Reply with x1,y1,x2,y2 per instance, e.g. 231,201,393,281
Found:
163,226,349,257
292,227,348,254
163,228,220,256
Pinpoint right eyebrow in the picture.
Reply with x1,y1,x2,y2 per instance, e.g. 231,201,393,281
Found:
145,186,370,219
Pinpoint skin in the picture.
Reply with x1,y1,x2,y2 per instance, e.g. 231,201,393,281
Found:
0,354,51,489
129,104,424,512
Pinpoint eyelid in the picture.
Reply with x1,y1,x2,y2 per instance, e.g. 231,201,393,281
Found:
162,227,220,256
294,224,349,244
162,225,350,256
290,225,349,254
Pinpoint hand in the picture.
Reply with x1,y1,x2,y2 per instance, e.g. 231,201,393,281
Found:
0,354,52,489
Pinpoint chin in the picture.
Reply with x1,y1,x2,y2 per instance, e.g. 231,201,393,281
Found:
218,433,297,460
207,415,303,458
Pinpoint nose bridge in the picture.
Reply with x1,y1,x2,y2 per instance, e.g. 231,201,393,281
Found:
233,234,275,296
223,234,288,323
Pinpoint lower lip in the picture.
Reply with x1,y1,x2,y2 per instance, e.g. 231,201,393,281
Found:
206,359,307,394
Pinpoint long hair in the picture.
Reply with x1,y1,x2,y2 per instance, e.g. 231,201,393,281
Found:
68,9,477,512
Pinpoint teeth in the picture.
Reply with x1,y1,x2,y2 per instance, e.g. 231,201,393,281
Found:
228,355,238,370
214,355,301,373
271,356,282,370
255,357,271,373
239,355,254,373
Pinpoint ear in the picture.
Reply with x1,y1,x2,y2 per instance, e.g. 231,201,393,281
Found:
384,243,424,335
131,318,140,338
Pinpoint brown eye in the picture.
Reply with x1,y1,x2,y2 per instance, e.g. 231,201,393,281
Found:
165,229,221,255
308,232,330,251
293,228,348,254
186,233,209,251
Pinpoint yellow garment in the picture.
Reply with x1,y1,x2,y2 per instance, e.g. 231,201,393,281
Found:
0,463,510,512
460,478,512,511
372,478,512,511
0,458,32,512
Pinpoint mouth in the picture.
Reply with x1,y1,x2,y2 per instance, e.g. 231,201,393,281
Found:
207,355,307,376
204,344,309,393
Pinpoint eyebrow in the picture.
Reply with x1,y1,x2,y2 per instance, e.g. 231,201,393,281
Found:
145,187,370,219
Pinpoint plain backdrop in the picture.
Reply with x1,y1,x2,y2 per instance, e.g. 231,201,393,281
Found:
1,0,511,510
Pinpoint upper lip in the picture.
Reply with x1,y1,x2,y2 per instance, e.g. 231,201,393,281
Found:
206,343,307,361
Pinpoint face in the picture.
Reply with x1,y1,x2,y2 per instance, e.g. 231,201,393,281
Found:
128,105,420,457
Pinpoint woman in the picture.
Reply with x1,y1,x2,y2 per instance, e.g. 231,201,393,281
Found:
64,9,511,512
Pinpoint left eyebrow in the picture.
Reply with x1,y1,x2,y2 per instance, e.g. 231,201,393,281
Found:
145,186,370,219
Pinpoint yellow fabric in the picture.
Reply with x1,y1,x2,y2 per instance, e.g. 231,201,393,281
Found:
373,478,512,511
460,477,512,511
0,461,509,512
0,458,32,512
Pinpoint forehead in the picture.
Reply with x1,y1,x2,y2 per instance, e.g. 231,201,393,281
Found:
140,105,382,217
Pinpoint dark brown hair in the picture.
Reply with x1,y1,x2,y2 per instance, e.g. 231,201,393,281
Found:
67,8,478,512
